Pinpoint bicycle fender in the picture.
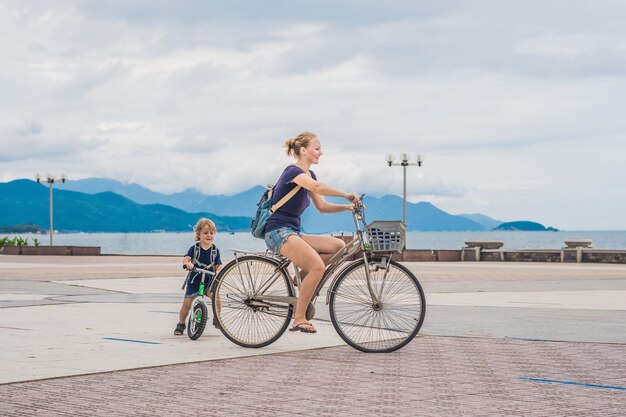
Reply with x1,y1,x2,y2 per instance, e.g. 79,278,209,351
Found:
324,255,393,305
211,254,292,294
324,258,365,305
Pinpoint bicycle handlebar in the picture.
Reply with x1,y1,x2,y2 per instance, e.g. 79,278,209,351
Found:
351,194,366,214
182,265,215,275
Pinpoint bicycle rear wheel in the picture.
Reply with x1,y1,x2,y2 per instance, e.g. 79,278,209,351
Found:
329,257,425,352
212,255,294,348
187,298,208,340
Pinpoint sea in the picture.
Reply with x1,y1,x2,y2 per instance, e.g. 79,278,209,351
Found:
3,231,626,256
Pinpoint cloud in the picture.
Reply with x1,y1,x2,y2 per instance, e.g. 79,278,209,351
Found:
2,1,626,229
0,120,107,162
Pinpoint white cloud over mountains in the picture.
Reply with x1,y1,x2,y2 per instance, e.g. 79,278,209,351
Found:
1,1,625,229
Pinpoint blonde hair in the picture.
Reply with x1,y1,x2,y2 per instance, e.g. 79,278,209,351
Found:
285,131,317,157
193,218,217,241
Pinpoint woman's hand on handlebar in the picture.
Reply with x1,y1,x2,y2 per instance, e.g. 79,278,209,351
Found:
346,193,360,203
345,193,359,211
346,193,365,211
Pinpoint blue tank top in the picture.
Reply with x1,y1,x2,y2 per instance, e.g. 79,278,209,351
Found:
264,165,317,233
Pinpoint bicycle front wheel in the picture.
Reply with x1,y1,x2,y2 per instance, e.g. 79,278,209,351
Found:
187,298,208,340
329,258,426,352
212,255,294,348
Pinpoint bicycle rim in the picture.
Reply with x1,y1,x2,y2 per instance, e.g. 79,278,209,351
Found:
213,255,293,348
329,258,425,352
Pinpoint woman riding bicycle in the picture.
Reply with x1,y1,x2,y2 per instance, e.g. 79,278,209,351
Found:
264,131,360,334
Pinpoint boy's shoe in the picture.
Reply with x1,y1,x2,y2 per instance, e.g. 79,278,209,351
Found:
212,316,220,330
174,322,186,335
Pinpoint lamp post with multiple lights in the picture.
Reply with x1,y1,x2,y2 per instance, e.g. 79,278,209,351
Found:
385,153,423,225
36,173,66,246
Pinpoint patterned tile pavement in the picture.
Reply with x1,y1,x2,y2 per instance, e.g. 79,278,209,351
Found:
1,335,624,416
2,257,626,415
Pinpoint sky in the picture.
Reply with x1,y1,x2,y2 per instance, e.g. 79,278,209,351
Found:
1,0,625,230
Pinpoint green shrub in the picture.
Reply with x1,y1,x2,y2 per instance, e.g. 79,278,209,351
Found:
0,236,37,248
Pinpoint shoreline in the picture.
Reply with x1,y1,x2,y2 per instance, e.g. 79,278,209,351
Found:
3,246,626,264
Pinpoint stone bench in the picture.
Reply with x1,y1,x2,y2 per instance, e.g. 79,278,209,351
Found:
561,240,593,263
464,240,504,250
563,239,593,248
462,240,505,261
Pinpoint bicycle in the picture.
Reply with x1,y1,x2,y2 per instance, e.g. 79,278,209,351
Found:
211,196,426,352
184,267,215,340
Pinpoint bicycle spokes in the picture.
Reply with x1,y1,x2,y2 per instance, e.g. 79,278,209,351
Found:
329,259,425,352
213,256,294,348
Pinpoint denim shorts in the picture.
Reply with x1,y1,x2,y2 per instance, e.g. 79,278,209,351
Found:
265,227,300,254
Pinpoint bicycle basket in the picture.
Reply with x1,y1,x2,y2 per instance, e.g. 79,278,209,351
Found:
365,220,406,253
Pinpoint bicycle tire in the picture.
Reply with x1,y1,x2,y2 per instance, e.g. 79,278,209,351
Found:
329,257,426,352
212,255,294,348
187,299,208,340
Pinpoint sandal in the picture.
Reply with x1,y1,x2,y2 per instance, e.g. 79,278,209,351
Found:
174,322,185,335
289,322,317,333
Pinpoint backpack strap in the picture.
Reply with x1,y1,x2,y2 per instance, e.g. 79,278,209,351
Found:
270,171,310,214
193,242,200,263
270,185,301,213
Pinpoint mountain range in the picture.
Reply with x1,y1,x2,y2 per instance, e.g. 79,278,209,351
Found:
1,180,249,232
55,178,497,232
2,177,511,233
56,178,269,217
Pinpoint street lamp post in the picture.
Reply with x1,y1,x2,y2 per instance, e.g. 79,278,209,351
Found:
385,153,423,225
36,173,66,246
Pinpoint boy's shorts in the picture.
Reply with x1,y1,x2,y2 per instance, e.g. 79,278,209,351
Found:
265,227,300,254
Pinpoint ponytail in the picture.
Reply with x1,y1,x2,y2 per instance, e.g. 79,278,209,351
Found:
284,131,317,157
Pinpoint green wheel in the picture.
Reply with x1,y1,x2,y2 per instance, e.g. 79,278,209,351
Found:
187,299,208,340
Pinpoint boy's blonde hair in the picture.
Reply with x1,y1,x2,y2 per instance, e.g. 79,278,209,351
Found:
193,218,217,241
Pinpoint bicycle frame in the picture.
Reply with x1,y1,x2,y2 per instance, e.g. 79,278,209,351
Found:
226,196,393,311
189,267,215,297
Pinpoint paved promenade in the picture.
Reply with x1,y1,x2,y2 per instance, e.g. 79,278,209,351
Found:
1,255,625,416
